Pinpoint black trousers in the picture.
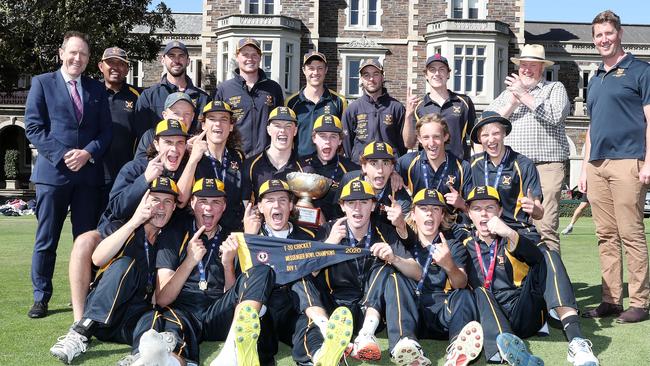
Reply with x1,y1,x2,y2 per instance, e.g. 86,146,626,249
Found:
417,288,479,340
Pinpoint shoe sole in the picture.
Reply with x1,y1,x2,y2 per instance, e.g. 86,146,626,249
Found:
50,349,72,365
234,305,261,366
314,307,354,366
444,321,483,366
354,339,382,362
392,341,431,366
496,333,544,366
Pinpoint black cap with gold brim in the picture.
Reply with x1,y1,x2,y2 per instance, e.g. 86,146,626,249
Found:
150,176,179,197
469,111,512,144
361,141,395,161
155,119,188,137
192,178,226,197
202,100,233,115
340,179,375,201
258,179,292,198
313,114,342,133
465,185,501,204
413,189,445,207
268,106,297,124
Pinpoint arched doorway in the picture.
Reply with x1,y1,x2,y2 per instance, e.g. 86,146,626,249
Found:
0,123,32,185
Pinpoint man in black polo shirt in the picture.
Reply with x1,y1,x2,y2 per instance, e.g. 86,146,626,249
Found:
286,51,347,157
97,46,141,209
342,58,407,162
214,38,285,157
405,54,477,160
242,107,300,203
134,40,209,140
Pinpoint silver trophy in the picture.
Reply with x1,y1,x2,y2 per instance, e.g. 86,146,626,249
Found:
286,172,333,227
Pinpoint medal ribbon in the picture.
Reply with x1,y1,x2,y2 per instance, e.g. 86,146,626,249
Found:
414,233,440,295
347,223,374,275
207,148,229,181
484,148,510,188
474,238,499,289
194,222,221,290
422,155,448,191
143,237,154,293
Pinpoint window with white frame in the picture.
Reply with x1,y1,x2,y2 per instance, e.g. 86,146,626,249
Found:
450,0,483,19
346,58,363,96
453,45,486,94
581,70,592,101
127,61,143,87
221,42,230,81
245,0,275,14
261,40,273,78
544,65,559,82
284,43,294,91
496,47,505,93
347,0,381,30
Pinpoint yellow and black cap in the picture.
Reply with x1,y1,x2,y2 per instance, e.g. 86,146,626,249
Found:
237,37,261,54
303,51,327,66
164,92,195,110
150,176,179,197
469,111,512,144
465,185,501,204
202,100,233,115
361,141,395,161
413,189,445,207
313,114,342,133
192,178,226,197
155,119,188,137
340,179,375,201
258,179,292,198
268,106,297,124
359,58,383,74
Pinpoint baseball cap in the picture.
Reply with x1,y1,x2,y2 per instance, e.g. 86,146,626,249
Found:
101,47,128,63
303,51,327,66
155,119,188,137
313,114,342,133
163,40,188,55
425,54,450,69
202,100,233,115
413,189,446,207
192,178,226,197
258,179,292,198
237,37,262,54
361,141,395,161
149,176,179,197
340,179,375,201
465,185,501,204
359,58,383,74
268,106,297,124
164,92,195,110
469,111,512,144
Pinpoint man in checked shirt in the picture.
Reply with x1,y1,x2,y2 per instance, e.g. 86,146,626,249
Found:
486,44,570,254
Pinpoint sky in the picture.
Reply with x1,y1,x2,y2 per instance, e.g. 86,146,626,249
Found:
151,0,648,24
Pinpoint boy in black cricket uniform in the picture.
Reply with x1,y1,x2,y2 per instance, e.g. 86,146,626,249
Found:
316,179,425,365
468,111,543,238
244,179,353,366
152,178,276,366
339,141,411,226
296,114,359,222
50,177,179,364
69,118,189,322
463,186,599,366
242,107,301,203
177,100,246,232
406,188,482,366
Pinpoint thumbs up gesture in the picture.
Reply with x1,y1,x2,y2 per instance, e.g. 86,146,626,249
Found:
386,194,406,230
518,188,543,220
444,183,465,210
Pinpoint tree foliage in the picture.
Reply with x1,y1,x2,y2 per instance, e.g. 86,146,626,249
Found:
0,0,176,92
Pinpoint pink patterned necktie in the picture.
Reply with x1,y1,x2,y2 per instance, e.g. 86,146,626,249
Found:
69,80,83,122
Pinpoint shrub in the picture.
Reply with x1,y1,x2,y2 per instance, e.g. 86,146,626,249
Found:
4,149,19,179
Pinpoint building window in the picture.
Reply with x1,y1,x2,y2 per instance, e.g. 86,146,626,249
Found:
347,0,381,30
450,0,484,19
453,45,486,94
284,43,294,91
347,58,363,96
581,71,590,101
221,42,230,82
246,0,275,14
496,47,505,92
261,40,273,78
127,61,143,87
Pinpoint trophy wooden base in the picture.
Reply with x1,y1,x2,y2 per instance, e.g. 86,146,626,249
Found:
296,205,322,228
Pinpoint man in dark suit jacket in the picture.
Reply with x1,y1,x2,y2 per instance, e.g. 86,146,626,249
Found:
24,31,112,318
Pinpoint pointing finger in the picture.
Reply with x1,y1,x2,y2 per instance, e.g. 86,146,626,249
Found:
527,188,534,200
192,225,206,241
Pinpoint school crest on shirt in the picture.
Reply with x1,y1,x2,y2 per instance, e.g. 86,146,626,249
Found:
452,106,462,114
446,175,456,186
265,95,274,107
614,68,626,78
324,105,332,114
192,98,198,106
230,161,240,171
383,114,393,126
497,255,505,266
228,95,241,108
125,100,134,110
502,175,512,186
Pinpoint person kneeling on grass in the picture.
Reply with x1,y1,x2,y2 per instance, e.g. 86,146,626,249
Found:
315,179,427,366
462,185,599,366
50,177,179,364
406,188,482,366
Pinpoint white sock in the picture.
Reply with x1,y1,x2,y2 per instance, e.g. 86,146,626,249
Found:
313,316,329,338
359,316,379,337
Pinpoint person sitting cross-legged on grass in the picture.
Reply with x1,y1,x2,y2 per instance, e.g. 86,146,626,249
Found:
461,186,599,366
50,177,179,364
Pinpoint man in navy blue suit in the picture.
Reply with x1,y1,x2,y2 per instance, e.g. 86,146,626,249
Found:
24,31,112,318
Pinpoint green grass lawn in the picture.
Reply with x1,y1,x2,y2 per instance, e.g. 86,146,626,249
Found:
1,216,649,365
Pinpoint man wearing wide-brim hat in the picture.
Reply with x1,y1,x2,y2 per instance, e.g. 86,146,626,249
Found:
485,43,570,255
